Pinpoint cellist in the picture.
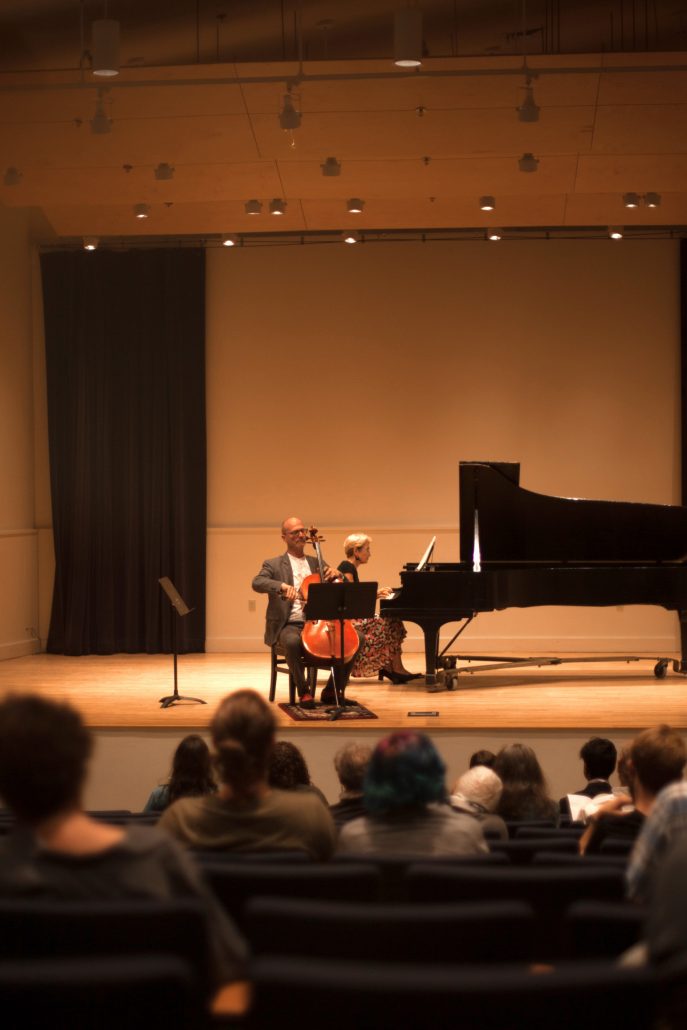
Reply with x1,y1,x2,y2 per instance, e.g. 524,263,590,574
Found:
252,517,361,709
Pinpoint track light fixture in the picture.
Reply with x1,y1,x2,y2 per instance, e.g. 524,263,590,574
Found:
609,227,624,239
154,162,175,181
269,198,286,215
479,195,495,211
222,234,238,247
623,192,641,208
486,228,502,241
393,8,423,67
92,19,120,77
3,167,22,186
517,80,540,123
244,199,262,215
518,152,539,173
346,198,364,214
279,92,301,131
83,236,99,251
645,192,661,208
134,203,150,219
342,230,361,244
90,88,111,134
321,156,341,177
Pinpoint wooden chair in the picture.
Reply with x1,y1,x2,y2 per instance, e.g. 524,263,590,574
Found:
269,645,319,703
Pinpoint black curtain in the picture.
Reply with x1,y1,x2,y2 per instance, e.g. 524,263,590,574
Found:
41,248,206,655
682,240,687,505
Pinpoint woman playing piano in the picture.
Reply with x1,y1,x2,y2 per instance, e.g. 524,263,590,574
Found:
338,533,418,684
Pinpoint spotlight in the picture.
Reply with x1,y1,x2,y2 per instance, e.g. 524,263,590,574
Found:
645,192,661,208
83,236,99,251
222,234,238,247
517,81,540,123
346,198,364,214
92,19,120,77
244,199,262,215
279,93,301,131
609,227,624,239
3,167,22,186
479,195,495,211
321,157,341,177
342,230,361,244
622,192,640,208
518,152,539,173
134,203,150,219
154,162,175,181
90,88,111,134
269,198,286,215
486,228,502,241
393,8,423,67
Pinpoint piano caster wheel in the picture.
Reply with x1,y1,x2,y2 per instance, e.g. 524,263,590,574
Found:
654,660,669,679
446,673,459,691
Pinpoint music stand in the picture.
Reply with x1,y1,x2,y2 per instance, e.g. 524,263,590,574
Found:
305,582,377,721
158,577,206,710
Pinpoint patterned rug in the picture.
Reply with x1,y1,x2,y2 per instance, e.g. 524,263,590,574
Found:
278,701,378,722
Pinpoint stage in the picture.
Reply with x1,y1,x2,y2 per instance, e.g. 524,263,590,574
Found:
0,651,684,809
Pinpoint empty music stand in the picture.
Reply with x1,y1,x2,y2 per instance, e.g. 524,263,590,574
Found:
305,582,377,721
158,577,206,710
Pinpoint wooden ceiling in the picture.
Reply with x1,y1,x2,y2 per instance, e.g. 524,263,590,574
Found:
1,1,686,242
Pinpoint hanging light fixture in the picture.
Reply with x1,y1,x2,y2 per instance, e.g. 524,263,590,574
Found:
90,88,111,134
279,92,301,130
222,234,239,247
269,198,286,215
645,192,661,208
518,152,539,173
92,19,120,77
83,236,99,251
486,228,502,241
3,167,22,186
244,199,262,215
517,79,540,122
346,198,364,214
608,226,624,239
622,192,641,208
154,162,175,180
134,203,150,219
321,157,342,177
393,8,423,67
479,195,495,211
342,230,361,244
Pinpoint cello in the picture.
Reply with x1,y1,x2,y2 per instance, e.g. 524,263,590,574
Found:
300,527,360,664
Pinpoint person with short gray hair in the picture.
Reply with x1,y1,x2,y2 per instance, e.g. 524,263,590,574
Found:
449,765,508,841
329,742,372,830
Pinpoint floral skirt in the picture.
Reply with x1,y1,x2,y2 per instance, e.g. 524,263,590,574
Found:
350,617,406,678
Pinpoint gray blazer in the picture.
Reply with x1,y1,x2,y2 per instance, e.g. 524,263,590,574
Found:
252,553,320,646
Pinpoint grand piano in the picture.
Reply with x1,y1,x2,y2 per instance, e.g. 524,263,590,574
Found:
380,461,687,686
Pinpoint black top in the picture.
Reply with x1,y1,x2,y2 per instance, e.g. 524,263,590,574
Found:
338,560,359,583
585,808,645,854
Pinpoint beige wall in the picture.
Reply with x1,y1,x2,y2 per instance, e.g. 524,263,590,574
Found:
0,206,39,660
205,238,681,656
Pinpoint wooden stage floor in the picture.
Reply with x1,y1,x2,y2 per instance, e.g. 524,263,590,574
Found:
0,651,684,732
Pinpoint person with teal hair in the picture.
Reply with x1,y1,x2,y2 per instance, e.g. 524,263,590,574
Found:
336,731,487,857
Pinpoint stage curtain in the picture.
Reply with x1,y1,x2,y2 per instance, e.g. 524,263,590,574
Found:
41,249,206,655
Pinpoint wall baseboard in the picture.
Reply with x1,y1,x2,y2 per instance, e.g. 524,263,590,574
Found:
0,638,41,662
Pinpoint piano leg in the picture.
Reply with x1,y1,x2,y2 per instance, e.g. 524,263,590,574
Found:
679,610,687,674
422,623,442,686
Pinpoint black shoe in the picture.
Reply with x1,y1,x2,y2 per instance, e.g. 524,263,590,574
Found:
379,667,415,685
298,693,316,710
321,690,358,707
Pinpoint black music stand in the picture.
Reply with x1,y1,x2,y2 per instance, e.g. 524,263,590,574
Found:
305,582,377,721
158,577,206,710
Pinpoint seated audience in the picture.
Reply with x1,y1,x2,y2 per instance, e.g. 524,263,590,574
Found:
580,725,686,856
449,766,508,840
144,733,216,813
559,736,617,817
469,749,496,769
493,743,559,823
0,694,247,989
329,743,372,830
337,731,487,857
267,740,328,806
160,689,336,860
627,785,687,903
646,834,687,970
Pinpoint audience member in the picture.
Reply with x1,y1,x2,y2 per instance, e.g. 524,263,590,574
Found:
449,765,508,841
160,690,336,859
0,694,247,989
329,743,372,830
337,731,487,857
469,749,496,769
580,725,686,856
559,737,617,816
144,734,216,813
645,834,687,969
267,740,328,805
627,782,687,903
493,743,559,823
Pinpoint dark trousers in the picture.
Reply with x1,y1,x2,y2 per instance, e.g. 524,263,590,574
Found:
276,622,361,698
